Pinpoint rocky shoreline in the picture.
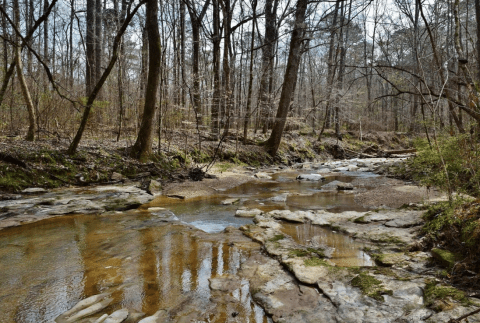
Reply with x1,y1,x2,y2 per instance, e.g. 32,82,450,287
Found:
3,156,480,323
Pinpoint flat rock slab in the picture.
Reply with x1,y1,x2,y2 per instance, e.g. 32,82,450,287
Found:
267,210,311,223
221,198,240,205
0,184,157,230
254,172,273,179
235,208,263,218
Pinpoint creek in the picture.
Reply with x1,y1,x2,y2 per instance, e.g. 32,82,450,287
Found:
0,167,384,322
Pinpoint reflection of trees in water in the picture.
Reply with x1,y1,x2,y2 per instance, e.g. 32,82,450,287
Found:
3,215,263,321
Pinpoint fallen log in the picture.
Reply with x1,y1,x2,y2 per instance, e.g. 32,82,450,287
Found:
343,148,376,158
384,148,416,154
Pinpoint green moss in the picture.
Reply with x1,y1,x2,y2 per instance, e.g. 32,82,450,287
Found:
374,235,405,245
354,216,368,224
268,234,285,242
373,267,411,281
373,253,406,267
431,248,461,269
289,247,326,258
289,249,309,257
424,280,472,310
351,272,392,301
307,247,326,258
304,257,329,267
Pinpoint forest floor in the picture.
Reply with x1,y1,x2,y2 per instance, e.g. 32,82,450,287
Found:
0,128,412,194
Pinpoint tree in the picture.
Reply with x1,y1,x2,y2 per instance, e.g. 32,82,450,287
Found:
258,0,278,133
130,0,161,159
68,0,145,155
185,0,211,128
265,0,308,156
13,0,36,141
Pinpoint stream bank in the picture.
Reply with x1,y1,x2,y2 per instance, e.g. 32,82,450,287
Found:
2,155,479,322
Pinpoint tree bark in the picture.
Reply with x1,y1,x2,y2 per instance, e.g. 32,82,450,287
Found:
86,0,95,95
318,0,340,140
265,0,307,156
476,0,480,81
211,0,221,139
13,0,36,141
186,0,211,128
258,0,278,133
131,0,161,159
243,0,257,144
68,0,145,155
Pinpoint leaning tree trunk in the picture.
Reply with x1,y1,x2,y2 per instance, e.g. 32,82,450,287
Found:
68,0,144,155
264,0,307,156
130,0,161,159
13,0,36,141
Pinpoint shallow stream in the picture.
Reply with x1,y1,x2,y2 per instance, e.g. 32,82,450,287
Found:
0,169,379,322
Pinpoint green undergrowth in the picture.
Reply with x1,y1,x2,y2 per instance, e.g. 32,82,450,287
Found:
423,199,480,248
408,134,480,198
424,280,473,311
422,199,480,276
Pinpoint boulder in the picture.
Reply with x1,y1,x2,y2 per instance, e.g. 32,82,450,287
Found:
111,172,123,181
235,208,263,218
254,172,272,179
221,198,240,205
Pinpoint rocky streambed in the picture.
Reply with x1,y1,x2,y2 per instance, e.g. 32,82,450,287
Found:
1,156,479,322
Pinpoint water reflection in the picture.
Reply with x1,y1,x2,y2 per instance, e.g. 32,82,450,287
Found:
281,222,374,267
0,214,267,322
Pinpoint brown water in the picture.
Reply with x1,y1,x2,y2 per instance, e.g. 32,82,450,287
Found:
147,172,372,234
0,170,379,323
281,222,374,267
0,213,267,323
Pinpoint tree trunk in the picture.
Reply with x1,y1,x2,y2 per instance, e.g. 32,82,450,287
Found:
95,0,102,83
243,0,257,144
211,0,221,139
13,0,36,141
131,0,161,159
318,0,340,140
258,0,278,133
86,0,95,95
221,0,232,137
476,0,480,81
186,0,211,129
68,1,144,155
265,0,307,156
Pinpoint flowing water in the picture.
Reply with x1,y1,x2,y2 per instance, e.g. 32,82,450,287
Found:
0,170,379,322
